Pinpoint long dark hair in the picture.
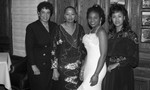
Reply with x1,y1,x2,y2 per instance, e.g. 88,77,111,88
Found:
108,4,130,34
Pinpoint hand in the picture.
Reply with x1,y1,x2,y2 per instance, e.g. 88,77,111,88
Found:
90,74,98,86
108,63,119,72
52,69,60,80
79,70,84,81
31,65,40,75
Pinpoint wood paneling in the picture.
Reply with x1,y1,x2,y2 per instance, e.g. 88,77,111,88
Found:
134,67,150,78
138,0,150,58
55,0,75,24
129,0,150,89
134,76,150,90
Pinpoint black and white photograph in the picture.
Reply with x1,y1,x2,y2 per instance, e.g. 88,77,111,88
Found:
110,0,125,5
142,12,150,26
142,0,150,8
0,0,150,90
141,29,150,43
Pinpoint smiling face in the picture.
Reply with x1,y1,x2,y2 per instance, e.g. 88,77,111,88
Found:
64,8,76,23
112,11,125,28
87,11,101,28
38,8,51,23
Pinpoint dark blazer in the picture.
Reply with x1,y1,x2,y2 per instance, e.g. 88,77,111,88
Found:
25,20,58,71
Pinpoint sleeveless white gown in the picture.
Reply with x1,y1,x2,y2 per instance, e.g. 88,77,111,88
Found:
77,33,106,90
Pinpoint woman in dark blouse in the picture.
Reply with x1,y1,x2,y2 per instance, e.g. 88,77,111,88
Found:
103,4,139,90
52,6,86,90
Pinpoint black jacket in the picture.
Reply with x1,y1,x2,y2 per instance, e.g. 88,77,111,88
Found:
25,20,58,71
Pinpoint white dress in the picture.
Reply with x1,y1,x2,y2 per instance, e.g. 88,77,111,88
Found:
77,33,106,90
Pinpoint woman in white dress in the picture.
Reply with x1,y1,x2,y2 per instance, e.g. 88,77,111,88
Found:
77,4,107,90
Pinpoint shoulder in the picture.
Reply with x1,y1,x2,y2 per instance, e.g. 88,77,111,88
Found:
97,27,107,40
126,30,138,44
26,20,39,32
98,27,107,36
27,20,39,28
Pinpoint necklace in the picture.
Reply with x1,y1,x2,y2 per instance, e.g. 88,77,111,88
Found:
90,26,101,34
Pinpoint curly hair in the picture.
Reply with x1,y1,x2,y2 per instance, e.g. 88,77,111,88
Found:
37,1,54,16
108,4,130,33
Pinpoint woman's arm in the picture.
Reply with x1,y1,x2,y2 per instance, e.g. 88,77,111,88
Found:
25,25,40,75
90,28,107,86
117,32,139,68
52,26,60,80
94,28,107,75
51,25,60,69
79,56,87,81
119,39,139,68
25,25,35,66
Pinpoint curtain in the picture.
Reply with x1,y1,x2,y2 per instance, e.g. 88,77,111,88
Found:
11,0,47,56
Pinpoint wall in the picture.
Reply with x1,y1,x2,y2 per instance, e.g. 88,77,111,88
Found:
131,0,150,90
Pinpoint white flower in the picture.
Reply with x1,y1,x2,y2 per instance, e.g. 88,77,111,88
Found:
56,39,63,45
51,50,55,55
65,76,77,84
59,39,63,44
64,60,81,70
56,41,59,45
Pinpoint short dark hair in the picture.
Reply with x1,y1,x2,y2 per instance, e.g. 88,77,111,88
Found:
87,4,105,25
108,4,130,33
37,1,54,16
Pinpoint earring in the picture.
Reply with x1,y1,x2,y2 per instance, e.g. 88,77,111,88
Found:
99,21,101,25
74,20,77,23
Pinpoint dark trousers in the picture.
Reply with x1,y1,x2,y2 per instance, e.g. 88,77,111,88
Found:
28,67,53,90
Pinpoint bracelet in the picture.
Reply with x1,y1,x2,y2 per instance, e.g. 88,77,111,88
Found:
51,58,58,69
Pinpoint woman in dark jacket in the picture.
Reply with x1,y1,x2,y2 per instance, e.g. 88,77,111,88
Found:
25,1,58,90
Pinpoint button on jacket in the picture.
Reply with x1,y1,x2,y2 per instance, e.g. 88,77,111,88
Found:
25,20,58,71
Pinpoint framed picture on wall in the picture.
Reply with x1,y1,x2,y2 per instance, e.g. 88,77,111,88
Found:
141,28,150,43
142,12,150,26
142,0,150,8
110,0,125,5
